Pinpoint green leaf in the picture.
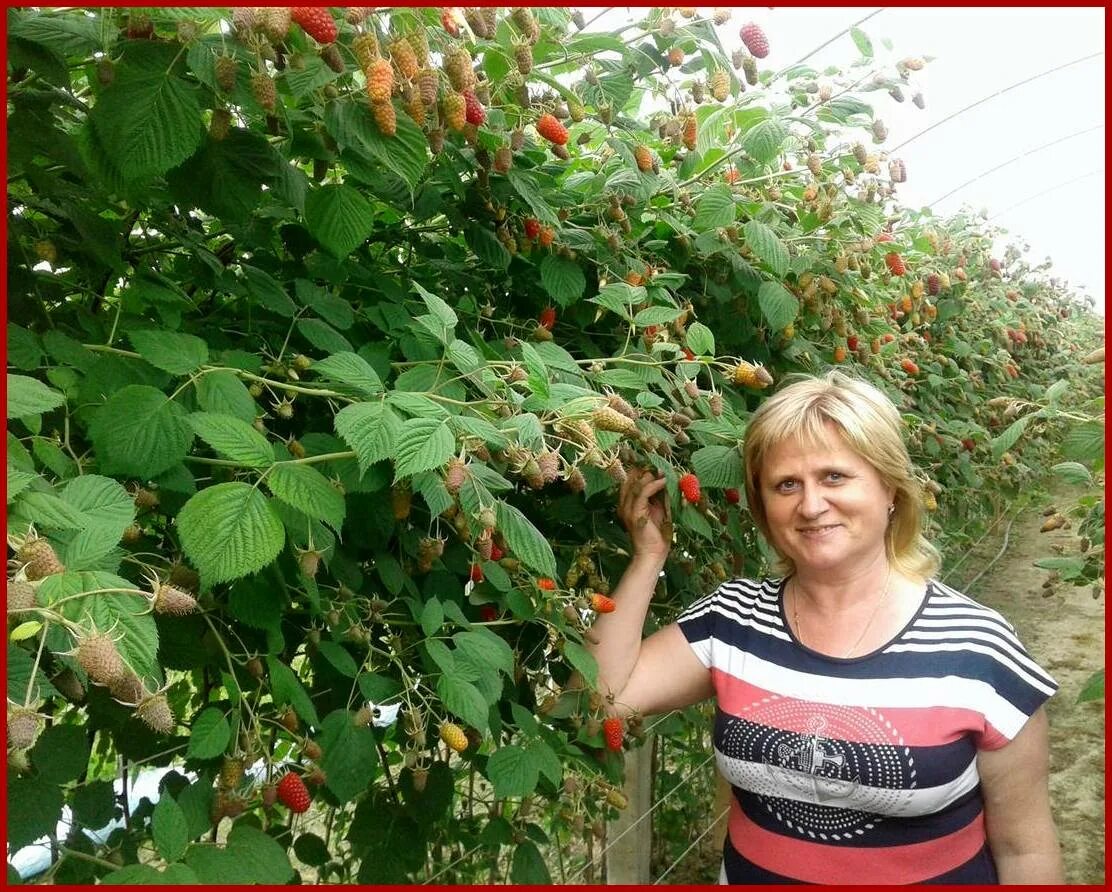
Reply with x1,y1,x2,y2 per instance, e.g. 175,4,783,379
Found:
352,101,428,191
1061,421,1104,466
312,352,383,397
743,117,787,165
30,723,89,785
1051,461,1093,486
693,184,736,229
16,490,87,529
187,707,231,760
453,629,515,678
89,385,193,479
539,254,587,307
297,317,353,354
633,306,684,327
267,657,321,727
744,222,790,278
8,642,59,703
177,483,285,585
224,823,295,884
1032,556,1086,581
90,70,202,182
756,280,798,331
188,412,274,468
152,794,190,864
6,777,64,850
464,222,511,270
850,26,874,58
317,641,359,678
562,640,598,687
992,416,1031,463
305,183,375,258
591,282,640,320
194,371,257,423
394,417,455,480
241,265,296,317
495,501,556,578
506,168,559,225
7,466,37,503
70,779,118,829
510,841,552,884
126,330,209,376
335,402,400,474
412,280,459,331
691,445,745,488
487,745,539,799
419,598,445,637
437,675,489,732
266,463,346,533
56,474,136,568
1078,668,1104,703
685,321,715,356
7,374,64,418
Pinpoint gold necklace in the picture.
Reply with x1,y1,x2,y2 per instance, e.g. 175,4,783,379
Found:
791,567,893,658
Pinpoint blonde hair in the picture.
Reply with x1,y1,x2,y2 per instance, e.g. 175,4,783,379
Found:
742,370,940,581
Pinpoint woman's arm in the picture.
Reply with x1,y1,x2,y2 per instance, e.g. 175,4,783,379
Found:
584,468,714,717
977,706,1064,883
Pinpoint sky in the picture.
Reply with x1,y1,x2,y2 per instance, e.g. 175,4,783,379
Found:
578,7,1106,313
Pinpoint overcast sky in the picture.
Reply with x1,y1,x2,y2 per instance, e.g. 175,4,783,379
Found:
581,7,1105,312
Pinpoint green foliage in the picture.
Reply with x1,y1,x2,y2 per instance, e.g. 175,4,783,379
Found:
6,5,1101,885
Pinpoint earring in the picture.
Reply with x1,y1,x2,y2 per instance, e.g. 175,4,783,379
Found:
887,504,896,518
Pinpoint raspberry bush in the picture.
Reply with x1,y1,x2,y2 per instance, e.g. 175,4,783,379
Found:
6,6,1102,884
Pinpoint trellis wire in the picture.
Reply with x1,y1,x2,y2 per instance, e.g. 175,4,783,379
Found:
422,842,486,885
566,751,718,883
889,51,1104,153
926,124,1104,208
653,805,731,884
769,8,886,84
960,516,1018,594
988,169,1104,221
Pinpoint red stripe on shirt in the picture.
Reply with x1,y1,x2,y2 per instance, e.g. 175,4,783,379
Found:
728,796,988,884
711,667,986,746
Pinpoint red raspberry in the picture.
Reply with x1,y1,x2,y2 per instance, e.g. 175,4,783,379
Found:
926,274,941,295
440,7,459,35
875,232,894,243
276,773,311,813
523,217,541,240
463,89,485,125
682,347,695,361
490,541,505,561
961,438,976,452
291,7,337,44
537,226,555,248
739,22,769,59
589,593,616,613
536,113,568,146
469,563,484,583
537,577,556,591
602,717,624,752
539,307,556,330
884,252,906,277
633,144,652,172
900,358,920,375
847,335,859,352
479,605,498,622
725,488,741,505
678,473,701,504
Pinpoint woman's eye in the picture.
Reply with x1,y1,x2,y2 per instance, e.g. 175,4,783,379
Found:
776,480,797,492
827,472,844,482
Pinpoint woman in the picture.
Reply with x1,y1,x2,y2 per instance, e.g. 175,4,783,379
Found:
589,370,1063,884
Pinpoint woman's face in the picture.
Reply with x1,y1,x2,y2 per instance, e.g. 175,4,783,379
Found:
758,421,895,577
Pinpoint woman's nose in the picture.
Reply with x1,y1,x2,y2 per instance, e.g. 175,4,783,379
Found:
797,484,828,517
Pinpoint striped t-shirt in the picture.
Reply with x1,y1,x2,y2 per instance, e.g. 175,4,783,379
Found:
676,576,1057,885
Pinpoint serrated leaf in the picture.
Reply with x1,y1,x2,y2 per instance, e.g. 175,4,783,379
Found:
744,221,790,278
305,184,375,258
686,321,715,356
317,641,359,678
437,675,489,732
177,483,285,585
510,840,551,884
188,412,274,468
152,794,189,864
267,657,321,727
194,371,257,423
311,352,383,398
335,402,399,474
7,643,59,703
393,417,455,480
495,501,556,578
89,385,194,479
487,745,539,799
266,463,346,533
187,707,231,760
691,445,745,488
318,708,378,803
693,183,736,229
562,640,597,687
757,280,798,331
90,70,202,182
633,306,684,327
591,282,640,320
506,168,558,225
850,26,874,58
326,100,428,192
992,415,1031,462
1051,461,1093,486
294,280,355,331
127,330,209,376
453,629,514,678
17,490,88,529
539,254,587,307
297,318,353,354
7,374,64,418
743,117,786,165
1061,421,1104,466
241,265,296,317
1078,668,1104,704
411,281,458,331
225,824,295,884
464,222,511,270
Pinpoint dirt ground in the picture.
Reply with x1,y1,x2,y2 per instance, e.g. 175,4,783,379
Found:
661,482,1105,885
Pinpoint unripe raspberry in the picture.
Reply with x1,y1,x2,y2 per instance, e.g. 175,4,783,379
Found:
444,45,475,92
18,537,64,580
250,72,276,113
137,692,174,733
443,92,466,132
709,68,730,102
390,36,419,80
708,392,723,417
209,107,233,141
151,582,198,616
8,578,36,614
76,631,125,686
372,100,397,136
416,68,439,106
565,467,586,493
439,721,469,753
537,451,560,484
7,708,42,750
214,54,238,92
367,58,394,103
353,32,379,71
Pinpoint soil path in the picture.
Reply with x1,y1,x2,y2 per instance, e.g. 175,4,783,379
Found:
955,483,1105,885
662,481,1105,884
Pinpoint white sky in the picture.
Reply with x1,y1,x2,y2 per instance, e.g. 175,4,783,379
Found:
578,7,1106,312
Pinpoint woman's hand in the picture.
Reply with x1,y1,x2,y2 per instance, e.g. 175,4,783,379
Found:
617,467,673,563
